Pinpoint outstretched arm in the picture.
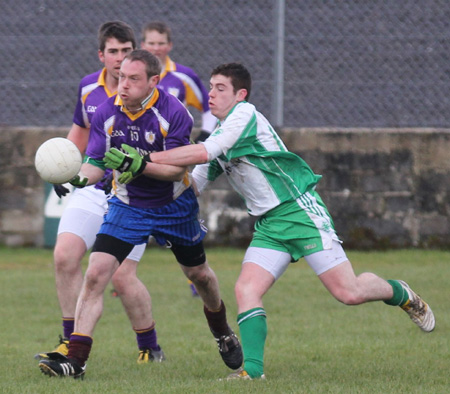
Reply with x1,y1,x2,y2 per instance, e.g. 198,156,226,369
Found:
141,161,187,182
104,144,189,184
149,143,209,167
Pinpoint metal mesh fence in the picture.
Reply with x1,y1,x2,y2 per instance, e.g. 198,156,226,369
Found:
1,0,449,128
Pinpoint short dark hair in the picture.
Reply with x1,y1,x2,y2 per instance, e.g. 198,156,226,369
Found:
98,21,136,52
141,21,172,43
211,63,252,100
124,49,161,79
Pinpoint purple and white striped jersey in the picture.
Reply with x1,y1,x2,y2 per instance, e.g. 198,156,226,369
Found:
86,88,194,209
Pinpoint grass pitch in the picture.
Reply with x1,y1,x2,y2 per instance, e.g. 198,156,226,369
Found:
0,246,448,393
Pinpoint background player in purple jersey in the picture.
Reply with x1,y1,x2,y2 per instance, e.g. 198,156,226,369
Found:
38,50,242,379
141,21,218,296
35,22,165,365
141,21,217,144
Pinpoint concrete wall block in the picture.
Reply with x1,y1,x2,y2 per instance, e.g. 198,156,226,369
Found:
418,214,449,236
2,127,450,248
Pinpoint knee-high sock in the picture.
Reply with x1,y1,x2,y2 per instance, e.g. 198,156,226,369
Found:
134,324,160,351
237,308,267,378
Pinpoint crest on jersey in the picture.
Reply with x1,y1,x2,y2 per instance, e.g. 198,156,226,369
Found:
145,130,156,144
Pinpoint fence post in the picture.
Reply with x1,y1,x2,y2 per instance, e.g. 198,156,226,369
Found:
272,0,285,128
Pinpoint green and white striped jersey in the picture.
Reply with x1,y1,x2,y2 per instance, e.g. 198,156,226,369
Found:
193,101,322,216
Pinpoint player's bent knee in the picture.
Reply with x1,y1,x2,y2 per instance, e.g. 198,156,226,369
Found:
235,279,260,301
332,288,364,305
53,248,81,273
54,244,75,265
83,267,105,289
188,266,213,287
111,273,126,292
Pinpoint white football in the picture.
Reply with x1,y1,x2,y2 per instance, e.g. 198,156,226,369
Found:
35,138,82,184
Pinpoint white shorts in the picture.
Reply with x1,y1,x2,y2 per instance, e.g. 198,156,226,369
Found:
57,186,146,261
243,240,348,280
62,185,108,215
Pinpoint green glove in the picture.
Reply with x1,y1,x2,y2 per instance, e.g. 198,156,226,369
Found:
104,144,147,177
118,171,135,184
69,173,88,188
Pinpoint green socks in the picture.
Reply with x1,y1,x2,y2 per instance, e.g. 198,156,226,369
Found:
237,308,267,378
384,280,409,306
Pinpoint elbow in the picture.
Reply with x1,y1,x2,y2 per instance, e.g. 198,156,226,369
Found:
174,172,185,182
173,167,188,182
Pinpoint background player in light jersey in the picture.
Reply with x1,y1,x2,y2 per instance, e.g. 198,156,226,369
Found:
142,63,435,380
38,50,242,379
35,21,164,365
141,21,217,143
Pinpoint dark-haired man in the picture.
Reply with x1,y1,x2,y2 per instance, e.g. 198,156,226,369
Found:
143,62,435,380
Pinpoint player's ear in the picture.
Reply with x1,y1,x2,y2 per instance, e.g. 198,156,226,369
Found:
98,50,105,64
237,89,248,101
150,74,160,85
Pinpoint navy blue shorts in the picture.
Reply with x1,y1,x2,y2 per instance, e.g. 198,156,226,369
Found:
99,188,206,246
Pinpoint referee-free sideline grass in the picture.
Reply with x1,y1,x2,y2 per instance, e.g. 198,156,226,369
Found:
0,246,448,394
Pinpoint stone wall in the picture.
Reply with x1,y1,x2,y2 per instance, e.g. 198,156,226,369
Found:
1,127,449,249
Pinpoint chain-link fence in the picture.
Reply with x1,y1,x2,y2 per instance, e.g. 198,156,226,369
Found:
1,0,449,128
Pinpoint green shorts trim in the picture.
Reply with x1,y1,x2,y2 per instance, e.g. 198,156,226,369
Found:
250,190,339,262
